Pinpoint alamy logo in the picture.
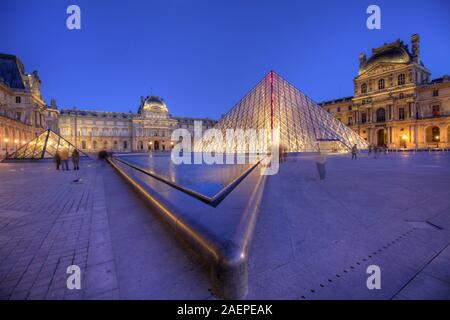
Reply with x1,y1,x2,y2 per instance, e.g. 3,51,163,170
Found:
66,5,81,30
170,121,280,176
66,265,81,290
366,5,381,30
366,265,381,290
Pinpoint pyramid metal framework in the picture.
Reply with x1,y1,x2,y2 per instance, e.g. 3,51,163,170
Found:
202,71,368,153
4,129,89,161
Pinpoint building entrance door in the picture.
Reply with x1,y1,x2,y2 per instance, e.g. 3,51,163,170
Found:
154,140,159,150
377,129,386,147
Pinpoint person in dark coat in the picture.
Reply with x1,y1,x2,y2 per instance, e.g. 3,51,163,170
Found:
72,149,80,170
54,151,61,170
351,144,358,159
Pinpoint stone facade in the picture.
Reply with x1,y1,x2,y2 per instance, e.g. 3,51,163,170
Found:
58,96,217,153
0,54,59,158
319,34,450,149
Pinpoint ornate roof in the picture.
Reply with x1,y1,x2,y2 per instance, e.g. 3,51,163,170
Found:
358,40,411,75
0,53,26,89
140,95,168,113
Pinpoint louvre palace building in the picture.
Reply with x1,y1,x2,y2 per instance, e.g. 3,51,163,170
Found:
1,33,449,158
0,53,216,157
58,97,217,153
318,34,450,149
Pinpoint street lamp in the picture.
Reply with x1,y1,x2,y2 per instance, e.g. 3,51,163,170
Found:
435,135,440,148
14,139,19,152
170,141,174,149
149,141,153,151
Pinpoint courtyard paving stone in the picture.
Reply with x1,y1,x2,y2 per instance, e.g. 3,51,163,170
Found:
0,152,449,299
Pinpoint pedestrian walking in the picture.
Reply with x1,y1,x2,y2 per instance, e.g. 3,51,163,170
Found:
54,151,61,170
315,152,326,180
61,148,70,170
351,144,358,159
278,144,286,164
72,149,80,170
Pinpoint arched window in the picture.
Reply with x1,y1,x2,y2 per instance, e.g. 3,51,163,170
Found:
378,79,385,90
361,83,367,94
376,108,386,122
398,74,405,85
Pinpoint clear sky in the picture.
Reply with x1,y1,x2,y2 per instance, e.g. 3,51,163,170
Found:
1,0,449,119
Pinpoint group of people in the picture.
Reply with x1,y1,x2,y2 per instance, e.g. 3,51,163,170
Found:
351,144,390,159
368,144,388,158
54,149,80,171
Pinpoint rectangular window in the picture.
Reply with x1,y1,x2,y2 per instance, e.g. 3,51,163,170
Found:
399,108,405,120
348,117,353,125
361,113,367,124
337,107,341,112
432,90,439,97
15,96,21,103
432,105,440,117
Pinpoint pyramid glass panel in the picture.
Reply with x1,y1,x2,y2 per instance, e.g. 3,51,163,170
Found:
4,129,89,161
203,71,368,153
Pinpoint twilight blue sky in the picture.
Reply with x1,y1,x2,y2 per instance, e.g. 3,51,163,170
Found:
1,0,449,119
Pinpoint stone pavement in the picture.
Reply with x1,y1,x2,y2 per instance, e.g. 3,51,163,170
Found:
0,152,449,299
0,161,118,299
247,152,450,299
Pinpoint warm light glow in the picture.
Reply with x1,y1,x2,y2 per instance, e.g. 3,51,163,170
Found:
401,134,408,140
435,135,439,140
22,140,26,144
4,138,8,143
14,139,19,144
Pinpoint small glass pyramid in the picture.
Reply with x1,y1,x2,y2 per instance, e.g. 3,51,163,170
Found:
202,71,368,153
4,129,89,161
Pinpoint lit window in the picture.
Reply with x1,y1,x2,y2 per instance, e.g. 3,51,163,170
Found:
398,74,405,85
432,105,440,117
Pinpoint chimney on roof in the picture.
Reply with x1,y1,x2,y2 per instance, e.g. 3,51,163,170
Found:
359,53,366,68
411,34,420,64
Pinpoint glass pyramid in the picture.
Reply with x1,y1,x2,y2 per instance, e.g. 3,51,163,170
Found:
202,71,368,153
4,129,89,160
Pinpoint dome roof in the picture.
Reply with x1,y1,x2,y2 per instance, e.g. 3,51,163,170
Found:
359,42,411,75
141,96,168,113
